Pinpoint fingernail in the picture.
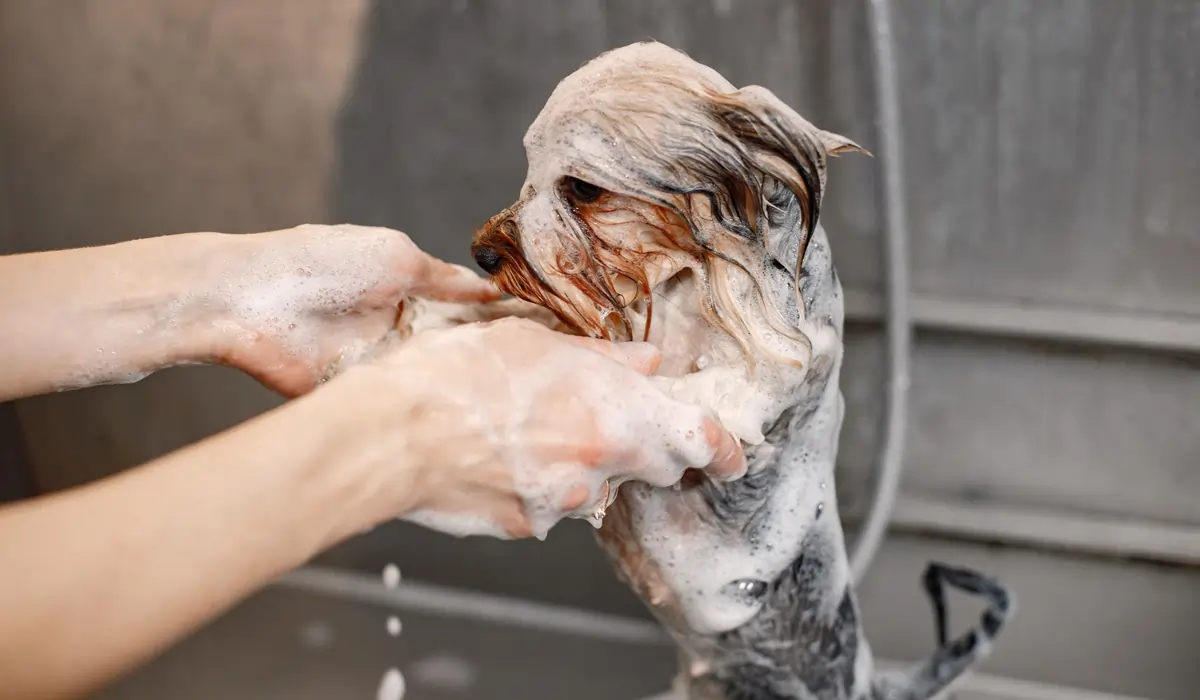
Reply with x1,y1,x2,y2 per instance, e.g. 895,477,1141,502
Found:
713,448,747,482
724,447,749,481
704,418,747,481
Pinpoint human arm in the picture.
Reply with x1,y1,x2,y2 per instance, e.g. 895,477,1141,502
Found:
0,378,382,700
0,223,499,403
0,232,231,402
0,317,744,700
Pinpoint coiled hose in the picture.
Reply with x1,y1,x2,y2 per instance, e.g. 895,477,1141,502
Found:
849,0,913,585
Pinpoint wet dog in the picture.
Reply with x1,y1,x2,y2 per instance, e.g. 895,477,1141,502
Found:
465,41,1013,700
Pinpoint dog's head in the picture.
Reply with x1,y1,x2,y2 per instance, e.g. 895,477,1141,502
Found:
472,41,861,370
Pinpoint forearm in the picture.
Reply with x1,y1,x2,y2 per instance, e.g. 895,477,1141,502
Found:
0,375,406,700
0,233,236,402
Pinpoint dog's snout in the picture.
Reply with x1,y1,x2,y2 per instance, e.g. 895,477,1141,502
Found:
472,243,504,275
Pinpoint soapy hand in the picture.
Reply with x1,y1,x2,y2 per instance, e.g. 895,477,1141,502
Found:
339,317,747,540
213,224,500,397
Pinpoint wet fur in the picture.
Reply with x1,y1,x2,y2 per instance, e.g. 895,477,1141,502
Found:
471,42,1013,700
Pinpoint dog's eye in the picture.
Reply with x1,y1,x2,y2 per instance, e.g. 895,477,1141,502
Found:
565,177,603,203
724,578,769,603
763,177,797,226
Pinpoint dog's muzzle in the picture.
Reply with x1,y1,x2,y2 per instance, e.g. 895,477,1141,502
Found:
472,243,503,275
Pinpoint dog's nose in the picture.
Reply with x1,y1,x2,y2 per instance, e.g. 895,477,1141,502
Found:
472,244,504,275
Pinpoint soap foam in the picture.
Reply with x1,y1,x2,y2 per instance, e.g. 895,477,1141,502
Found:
625,374,845,634
402,508,513,540
620,249,846,634
394,232,845,637
394,250,847,636
214,224,420,367
393,299,723,542
498,347,723,540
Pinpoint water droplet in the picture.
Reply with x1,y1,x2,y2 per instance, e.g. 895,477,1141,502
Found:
377,667,406,700
386,616,402,636
819,481,827,491
815,503,825,519
382,564,401,589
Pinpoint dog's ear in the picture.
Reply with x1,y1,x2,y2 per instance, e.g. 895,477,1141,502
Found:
705,84,866,268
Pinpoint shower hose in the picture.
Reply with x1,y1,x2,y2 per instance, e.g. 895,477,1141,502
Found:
848,0,913,585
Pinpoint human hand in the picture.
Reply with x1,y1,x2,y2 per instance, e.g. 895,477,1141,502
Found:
210,224,500,397
333,317,747,540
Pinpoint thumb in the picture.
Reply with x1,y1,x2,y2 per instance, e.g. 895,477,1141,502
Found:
410,257,503,303
563,337,662,375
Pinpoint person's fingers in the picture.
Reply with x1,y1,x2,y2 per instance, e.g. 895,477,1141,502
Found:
561,337,662,375
501,510,534,539
700,416,747,481
410,257,503,302
559,483,592,512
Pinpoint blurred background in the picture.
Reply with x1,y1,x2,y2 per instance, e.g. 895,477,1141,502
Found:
1,1,1197,699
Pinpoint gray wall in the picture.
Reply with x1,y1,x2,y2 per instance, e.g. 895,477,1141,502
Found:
1,2,1197,698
